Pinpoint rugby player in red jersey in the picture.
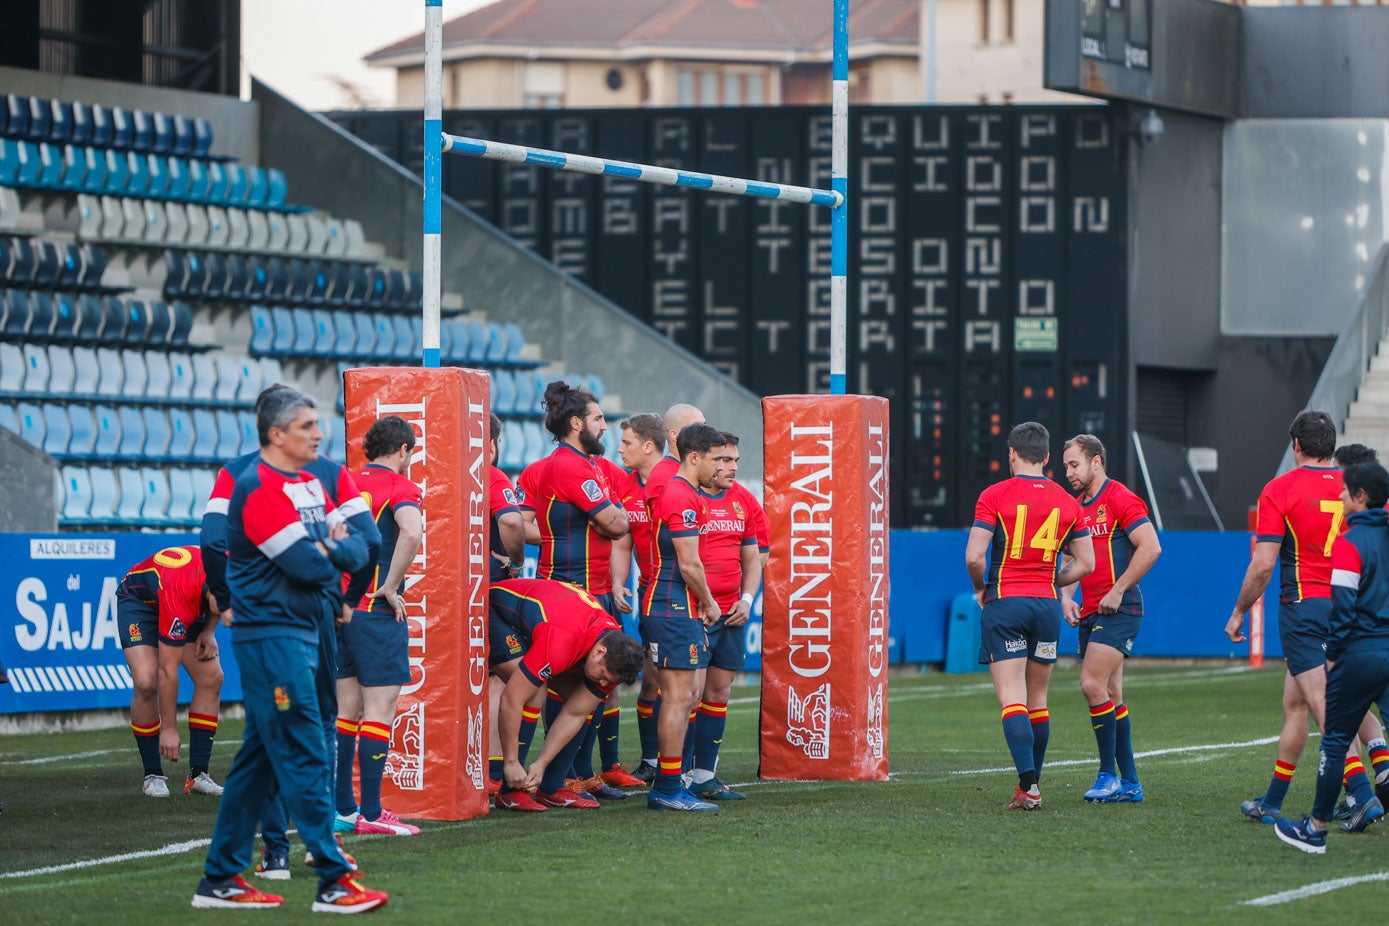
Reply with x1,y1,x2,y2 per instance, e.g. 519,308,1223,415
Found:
1061,434,1161,804
965,422,1094,810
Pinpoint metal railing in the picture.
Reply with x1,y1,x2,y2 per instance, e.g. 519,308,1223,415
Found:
1278,243,1389,475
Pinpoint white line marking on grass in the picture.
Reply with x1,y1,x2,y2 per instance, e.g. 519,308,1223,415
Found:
2,740,245,766
1241,872,1389,906
951,735,1284,776
0,839,212,879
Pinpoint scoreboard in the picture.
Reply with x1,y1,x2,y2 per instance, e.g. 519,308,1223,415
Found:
333,106,1127,527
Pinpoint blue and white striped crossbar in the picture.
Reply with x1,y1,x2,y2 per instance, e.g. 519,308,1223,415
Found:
441,133,844,209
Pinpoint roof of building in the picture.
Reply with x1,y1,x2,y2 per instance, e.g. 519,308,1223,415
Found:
366,0,919,66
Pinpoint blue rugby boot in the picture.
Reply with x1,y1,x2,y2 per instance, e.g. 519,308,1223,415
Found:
1083,771,1121,802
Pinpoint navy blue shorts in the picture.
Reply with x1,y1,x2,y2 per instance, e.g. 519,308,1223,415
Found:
487,610,529,670
1280,598,1331,676
117,596,205,649
336,614,410,687
979,597,1061,665
646,611,709,670
1078,608,1142,658
705,616,746,672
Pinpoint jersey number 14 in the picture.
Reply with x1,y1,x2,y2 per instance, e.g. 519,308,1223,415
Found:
1009,505,1061,563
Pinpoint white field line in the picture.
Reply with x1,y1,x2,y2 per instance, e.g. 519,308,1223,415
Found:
0,839,212,879
1241,872,1389,906
0,739,244,767
949,734,1286,776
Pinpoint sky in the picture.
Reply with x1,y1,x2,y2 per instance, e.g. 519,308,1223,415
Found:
239,0,493,111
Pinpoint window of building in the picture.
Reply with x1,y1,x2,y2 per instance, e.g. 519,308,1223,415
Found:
675,66,769,105
522,61,565,109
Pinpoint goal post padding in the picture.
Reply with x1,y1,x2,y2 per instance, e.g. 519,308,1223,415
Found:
759,394,890,781
343,366,491,820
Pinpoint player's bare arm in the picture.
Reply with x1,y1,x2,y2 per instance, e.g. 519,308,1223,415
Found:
366,505,423,622
726,542,762,628
589,502,629,540
157,642,183,761
964,526,994,607
1099,522,1161,614
610,533,635,613
1056,534,1095,585
1226,541,1279,642
521,684,603,790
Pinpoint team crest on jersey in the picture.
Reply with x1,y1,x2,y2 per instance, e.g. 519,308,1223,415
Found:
682,508,698,529
128,623,142,642
505,633,522,655
581,479,603,502
732,501,745,519
168,618,187,641
274,686,291,711
1096,504,1107,522
503,488,519,506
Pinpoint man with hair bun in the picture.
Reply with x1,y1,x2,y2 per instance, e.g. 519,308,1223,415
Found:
1228,411,1382,829
1276,461,1389,852
1061,433,1161,804
333,416,424,837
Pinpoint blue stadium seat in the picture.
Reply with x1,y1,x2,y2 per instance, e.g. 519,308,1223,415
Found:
89,467,119,521
32,240,59,287
441,319,467,364
167,407,195,460
171,115,193,157
27,292,55,340
122,350,148,398
145,301,171,345
190,353,217,403
225,163,247,204
391,314,414,360
5,95,31,139
16,401,44,450
587,374,606,404
116,406,145,458
3,290,31,338
246,166,267,208
270,307,295,355
101,297,127,341
512,368,536,417
311,309,335,355
116,467,144,522
249,305,274,356
465,320,489,362
167,352,194,403
61,466,92,522
161,250,187,300
186,158,209,202
92,405,120,459
190,466,214,520
332,311,357,357
214,410,240,460
291,309,316,356
191,409,219,462
90,104,112,147
266,168,287,209
504,322,526,363
144,351,172,399
485,322,507,363
123,301,150,345
523,421,545,466
225,255,250,301
52,295,79,341
0,138,19,186
36,142,63,188
13,141,41,187
41,403,70,457
151,112,172,155
206,161,228,203
46,346,74,395
352,312,376,359
110,106,132,149
59,144,85,190
70,102,92,145
71,346,99,396
212,355,241,404
22,344,50,393
124,150,149,196
143,407,170,457
501,421,525,470
141,467,170,523
0,343,24,395
78,147,106,193
48,100,71,143
165,156,190,199
167,467,195,522
67,405,95,456
259,357,284,391
0,403,15,434
130,110,153,152
492,369,516,416
170,301,194,346
237,411,257,456
235,357,262,405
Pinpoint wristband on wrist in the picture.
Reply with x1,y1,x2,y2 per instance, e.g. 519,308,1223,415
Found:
739,592,755,607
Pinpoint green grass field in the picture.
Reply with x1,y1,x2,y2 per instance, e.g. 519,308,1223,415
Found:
2,664,1387,924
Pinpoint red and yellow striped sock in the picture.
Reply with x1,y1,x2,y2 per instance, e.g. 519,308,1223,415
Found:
1265,761,1295,808
1369,740,1389,783
656,755,683,795
132,719,161,775
187,712,218,774
518,705,541,765
335,718,360,815
357,720,393,820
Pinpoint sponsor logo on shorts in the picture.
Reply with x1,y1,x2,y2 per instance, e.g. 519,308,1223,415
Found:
1035,641,1057,660
787,682,831,760
649,642,659,661
581,479,603,503
1004,638,1027,654
274,686,290,711
1124,638,1134,653
128,623,143,642
168,618,186,642
682,508,698,529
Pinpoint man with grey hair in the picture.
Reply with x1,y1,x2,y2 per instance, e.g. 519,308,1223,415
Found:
193,389,390,913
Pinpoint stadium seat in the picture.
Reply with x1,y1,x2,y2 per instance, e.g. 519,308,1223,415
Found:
237,411,257,456
52,295,79,342
0,402,15,434
116,406,145,458
167,407,195,460
185,203,210,246
391,314,414,360
167,467,195,522
89,466,118,521
259,356,284,390
21,344,50,393
504,322,526,364
289,308,315,356
206,206,229,248
116,467,144,522
40,403,69,457
311,309,335,355
145,155,169,198
211,355,240,404
141,467,171,523
331,310,357,357
166,157,190,199
75,295,103,342
67,404,95,456
193,117,214,158
214,410,239,460
235,357,262,405
71,346,99,396
16,401,44,451
190,353,217,403
225,255,250,301
465,320,489,362
92,405,120,459
522,421,545,468
0,342,24,394
204,253,228,299
492,369,516,416
101,296,127,341
190,467,215,519
286,214,309,253
46,345,75,395
249,305,274,356
343,220,367,259
500,419,525,471
60,466,92,522
3,290,32,338
170,302,194,346
269,306,295,355
122,350,149,398
143,407,170,457
166,352,193,402
206,162,228,203
144,351,171,399
246,209,270,251
145,301,171,345
110,106,132,150
484,322,507,363
512,369,537,417
27,292,55,341
265,168,287,209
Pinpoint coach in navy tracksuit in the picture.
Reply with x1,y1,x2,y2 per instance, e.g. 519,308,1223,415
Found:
1276,462,1389,853
194,389,388,911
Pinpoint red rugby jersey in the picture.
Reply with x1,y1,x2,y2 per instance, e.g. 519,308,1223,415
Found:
1076,478,1152,617
119,545,207,645
973,475,1088,601
489,465,522,582
642,474,705,615
1255,464,1344,602
613,467,655,584
698,483,759,612
491,578,621,696
520,444,618,595
348,464,422,613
